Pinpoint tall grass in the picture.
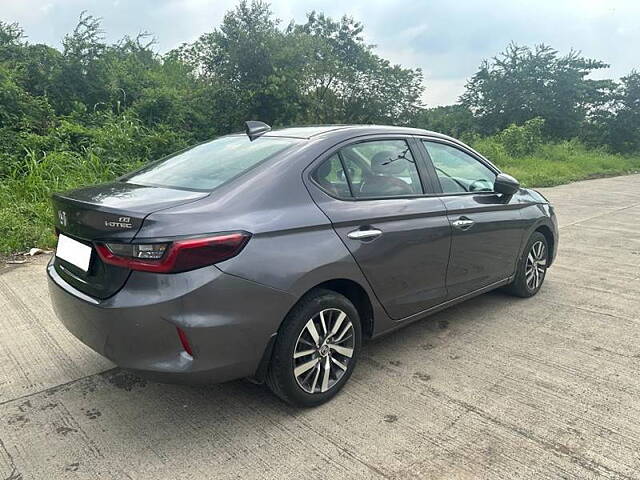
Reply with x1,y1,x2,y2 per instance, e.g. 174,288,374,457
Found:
472,138,640,187
0,112,186,254
0,149,142,254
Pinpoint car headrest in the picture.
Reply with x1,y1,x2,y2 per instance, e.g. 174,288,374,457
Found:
316,160,332,179
371,151,407,175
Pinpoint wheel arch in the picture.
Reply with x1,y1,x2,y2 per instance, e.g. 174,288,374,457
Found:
518,216,556,268
310,279,375,339
283,279,375,339
534,224,555,267
251,277,375,384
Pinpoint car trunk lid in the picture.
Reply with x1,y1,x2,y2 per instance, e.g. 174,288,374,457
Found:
51,182,208,299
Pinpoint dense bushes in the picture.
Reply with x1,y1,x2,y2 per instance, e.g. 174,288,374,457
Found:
0,150,115,252
3,117,637,254
471,137,640,187
471,117,640,187
0,112,162,253
494,118,545,157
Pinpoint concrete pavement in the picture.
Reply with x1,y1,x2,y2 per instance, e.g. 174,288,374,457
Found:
1,174,639,479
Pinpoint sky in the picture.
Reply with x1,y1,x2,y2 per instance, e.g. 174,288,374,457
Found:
1,0,639,106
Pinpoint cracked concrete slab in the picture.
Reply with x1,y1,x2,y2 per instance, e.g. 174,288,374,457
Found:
0,174,639,479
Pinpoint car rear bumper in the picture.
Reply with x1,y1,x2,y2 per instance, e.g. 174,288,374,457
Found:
47,258,295,384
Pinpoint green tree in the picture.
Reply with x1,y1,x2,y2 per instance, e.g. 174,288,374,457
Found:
173,1,424,130
581,71,640,153
292,11,423,124
612,71,640,152
57,12,110,113
174,1,305,131
461,43,615,138
412,105,477,139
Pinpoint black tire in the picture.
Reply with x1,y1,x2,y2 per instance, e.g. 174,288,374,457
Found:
266,288,362,407
504,231,549,298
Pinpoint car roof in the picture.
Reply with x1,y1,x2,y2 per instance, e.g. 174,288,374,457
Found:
259,124,501,173
263,125,350,138
262,124,450,140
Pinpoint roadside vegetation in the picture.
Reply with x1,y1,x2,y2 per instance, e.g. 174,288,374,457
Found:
0,1,638,254
469,118,640,187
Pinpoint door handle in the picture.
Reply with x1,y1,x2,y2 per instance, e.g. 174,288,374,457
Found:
452,217,475,230
347,228,383,240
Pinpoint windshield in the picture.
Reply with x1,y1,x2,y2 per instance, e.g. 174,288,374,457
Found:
125,135,300,191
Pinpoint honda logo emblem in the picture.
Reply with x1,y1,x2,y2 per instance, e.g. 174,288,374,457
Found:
58,210,67,227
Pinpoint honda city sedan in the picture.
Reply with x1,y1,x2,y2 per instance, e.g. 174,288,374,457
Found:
48,122,558,407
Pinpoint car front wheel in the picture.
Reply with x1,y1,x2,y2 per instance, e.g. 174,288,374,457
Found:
505,231,549,298
266,289,361,407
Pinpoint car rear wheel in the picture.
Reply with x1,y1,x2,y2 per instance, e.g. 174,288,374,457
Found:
266,289,361,407
505,231,549,298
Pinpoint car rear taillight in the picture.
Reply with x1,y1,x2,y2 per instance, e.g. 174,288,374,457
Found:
95,232,250,273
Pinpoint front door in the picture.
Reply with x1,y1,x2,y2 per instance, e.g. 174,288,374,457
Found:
421,140,526,299
309,138,451,320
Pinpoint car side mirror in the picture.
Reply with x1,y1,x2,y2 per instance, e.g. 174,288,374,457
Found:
494,173,520,195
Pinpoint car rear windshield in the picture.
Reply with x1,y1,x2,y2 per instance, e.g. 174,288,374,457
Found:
124,135,300,191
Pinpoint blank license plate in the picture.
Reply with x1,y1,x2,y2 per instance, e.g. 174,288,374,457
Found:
56,234,92,272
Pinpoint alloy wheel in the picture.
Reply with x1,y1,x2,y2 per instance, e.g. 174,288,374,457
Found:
293,308,355,394
525,240,547,290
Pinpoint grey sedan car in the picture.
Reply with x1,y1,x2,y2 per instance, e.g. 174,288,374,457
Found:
48,122,558,407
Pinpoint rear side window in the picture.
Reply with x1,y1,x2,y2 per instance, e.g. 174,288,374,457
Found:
126,136,300,191
312,154,351,198
423,141,496,193
340,140,423,198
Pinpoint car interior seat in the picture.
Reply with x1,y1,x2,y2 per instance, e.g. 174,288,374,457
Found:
360,150,414,196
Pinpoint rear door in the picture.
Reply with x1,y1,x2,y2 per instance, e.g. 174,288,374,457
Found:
308,136,451,320
419,139,526,299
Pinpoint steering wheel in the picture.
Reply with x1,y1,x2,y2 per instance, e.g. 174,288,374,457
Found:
469,178,493,192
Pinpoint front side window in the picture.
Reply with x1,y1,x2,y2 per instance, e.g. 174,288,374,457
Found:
423,141,496,194
340,140,423,198
126,135,300,191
